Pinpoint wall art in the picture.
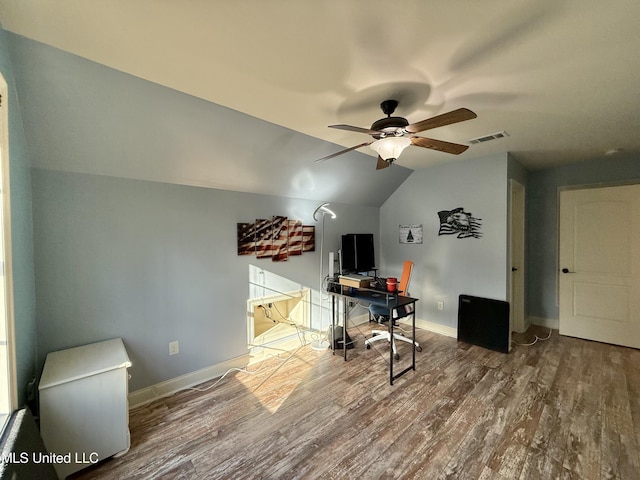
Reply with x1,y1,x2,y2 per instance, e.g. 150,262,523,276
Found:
399,224,423,244
437,207,482,239
302,225,315,252
271,216,289,262
255,218,274,258
237,223,255,255
237,218,314,262
287,220,303,256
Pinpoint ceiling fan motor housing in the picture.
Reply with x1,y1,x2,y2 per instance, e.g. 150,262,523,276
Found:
371,99,408,138
370,117,409,137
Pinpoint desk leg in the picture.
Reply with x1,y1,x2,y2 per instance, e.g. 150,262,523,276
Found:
331,294,336,355
389,300,417,385
389,306,394,385
411,301,416,371
343,297,348,361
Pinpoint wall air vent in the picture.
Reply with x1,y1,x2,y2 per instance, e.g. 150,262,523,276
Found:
468,130,509,145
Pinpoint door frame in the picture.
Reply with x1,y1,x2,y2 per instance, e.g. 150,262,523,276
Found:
508,179,526,334
0,73,18,416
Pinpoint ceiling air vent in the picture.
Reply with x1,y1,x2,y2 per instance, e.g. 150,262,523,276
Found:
468,130,509,145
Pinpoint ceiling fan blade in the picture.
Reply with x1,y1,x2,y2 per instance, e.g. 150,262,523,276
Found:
314,141,373,163
411,136,469,155
329,124,381,135
405,108,477,134
376,156,390,170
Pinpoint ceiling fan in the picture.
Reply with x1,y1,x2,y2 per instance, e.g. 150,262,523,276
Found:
315,100,477,170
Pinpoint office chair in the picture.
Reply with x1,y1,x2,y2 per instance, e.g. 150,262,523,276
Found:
365,260,421,359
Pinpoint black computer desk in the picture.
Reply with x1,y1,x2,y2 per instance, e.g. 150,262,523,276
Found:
326,281,419,385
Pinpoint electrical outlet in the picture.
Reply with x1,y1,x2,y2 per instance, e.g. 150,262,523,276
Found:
169,340,179,355
437,301,444,311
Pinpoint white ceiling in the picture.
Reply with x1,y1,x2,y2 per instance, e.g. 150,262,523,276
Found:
1,0,639,172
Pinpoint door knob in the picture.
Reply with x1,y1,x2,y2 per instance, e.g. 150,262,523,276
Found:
561,268,575,273
511,267,518,272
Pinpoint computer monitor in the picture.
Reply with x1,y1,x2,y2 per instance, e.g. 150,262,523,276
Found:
341,233,375,273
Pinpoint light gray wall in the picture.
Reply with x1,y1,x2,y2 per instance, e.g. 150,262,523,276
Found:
31,168,379,391
5,27,389,393
379,153,511,330
0,26,37,407
4,26,392,394
526,153,640,323
507,153,529,186
7,32,412,209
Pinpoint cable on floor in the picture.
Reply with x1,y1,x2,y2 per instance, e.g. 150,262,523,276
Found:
511,327,553,347
186,303,309,394
186,345,303,393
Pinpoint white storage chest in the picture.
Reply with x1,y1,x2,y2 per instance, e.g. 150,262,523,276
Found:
39,338,132,478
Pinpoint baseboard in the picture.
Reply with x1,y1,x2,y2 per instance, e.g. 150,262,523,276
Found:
351,314,457,338
398,317,458,339
128,353,250,409
529,316,559,330
128,316,457,409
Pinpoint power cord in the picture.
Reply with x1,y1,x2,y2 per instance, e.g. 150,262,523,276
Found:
273,302,309,346
186,345,303,393
511,327,553,347
257,303,308,346
186,303,309,394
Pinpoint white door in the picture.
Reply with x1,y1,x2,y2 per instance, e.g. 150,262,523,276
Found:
559,184,640,348
509,179,526,333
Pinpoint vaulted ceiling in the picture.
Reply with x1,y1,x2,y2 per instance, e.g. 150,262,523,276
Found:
1,1,639,204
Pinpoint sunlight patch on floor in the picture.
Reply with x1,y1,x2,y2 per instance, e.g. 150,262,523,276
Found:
239,331,316,414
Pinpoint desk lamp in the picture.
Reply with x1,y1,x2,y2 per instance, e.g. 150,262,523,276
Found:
311,202,336,351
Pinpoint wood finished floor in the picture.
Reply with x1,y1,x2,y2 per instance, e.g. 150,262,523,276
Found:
70,324,640,480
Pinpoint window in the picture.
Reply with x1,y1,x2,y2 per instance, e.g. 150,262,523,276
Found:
0,76,17,426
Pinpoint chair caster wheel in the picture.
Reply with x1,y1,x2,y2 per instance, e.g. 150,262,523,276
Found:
366,344,371,350
394,353,400,360
372,332,378,337
416,346,422,352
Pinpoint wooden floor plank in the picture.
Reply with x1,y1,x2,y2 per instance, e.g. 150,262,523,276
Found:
69,326,640,480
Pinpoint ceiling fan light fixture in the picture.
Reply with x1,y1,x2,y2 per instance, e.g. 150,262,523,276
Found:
315,103,476,167
370,137,411,161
